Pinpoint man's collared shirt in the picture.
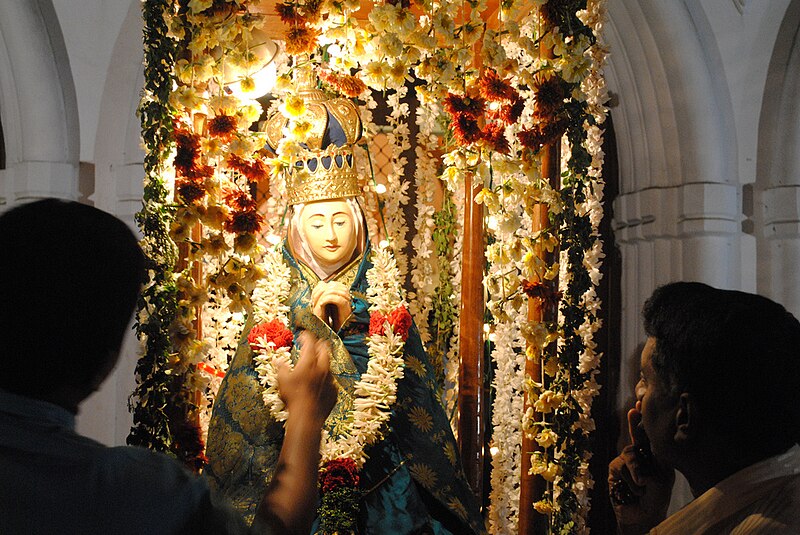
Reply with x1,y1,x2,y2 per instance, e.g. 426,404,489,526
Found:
652,444,800,534
0,388,249,534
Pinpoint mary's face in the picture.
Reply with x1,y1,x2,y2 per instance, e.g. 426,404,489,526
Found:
300,199,358,271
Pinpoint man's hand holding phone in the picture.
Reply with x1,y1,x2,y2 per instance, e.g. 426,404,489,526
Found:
607,402,675,534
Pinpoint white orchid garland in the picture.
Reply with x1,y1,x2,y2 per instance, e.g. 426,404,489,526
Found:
250,244,407,468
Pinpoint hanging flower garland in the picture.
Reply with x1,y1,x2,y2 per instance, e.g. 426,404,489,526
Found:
249,245,409,534
133,0,286,466
136,0,608,530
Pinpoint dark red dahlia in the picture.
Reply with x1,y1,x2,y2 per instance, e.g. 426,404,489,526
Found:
478,69,518,103
285,25,319,55
443,93,486,120
482,122,510,155
532,73,567,120
225,209,263,234
227,154,269,184
176,180,207,204
452,114,482,146
208,114,237,140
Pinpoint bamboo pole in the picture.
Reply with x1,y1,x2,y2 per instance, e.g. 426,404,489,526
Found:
457,172,487,500
518,143,561,534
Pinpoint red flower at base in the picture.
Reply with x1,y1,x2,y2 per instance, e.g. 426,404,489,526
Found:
388,306,412,341
320,458,360,494
248,319,294,350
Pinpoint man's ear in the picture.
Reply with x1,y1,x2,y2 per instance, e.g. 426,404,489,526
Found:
674,392,693,444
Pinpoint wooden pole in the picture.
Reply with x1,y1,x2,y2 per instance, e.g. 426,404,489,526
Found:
517,143,561,534
457,172,486,501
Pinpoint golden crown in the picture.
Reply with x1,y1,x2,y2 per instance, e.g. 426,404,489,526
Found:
264,65,363,206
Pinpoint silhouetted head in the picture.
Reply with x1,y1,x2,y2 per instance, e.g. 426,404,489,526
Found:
642,281,800,459
0,199,145,410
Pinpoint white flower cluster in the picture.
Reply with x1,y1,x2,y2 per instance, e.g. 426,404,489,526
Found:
251,248,292,324
382,89,412,280
250,243,407,468
323,244,408,466
408,102,442,345
365,244,405,314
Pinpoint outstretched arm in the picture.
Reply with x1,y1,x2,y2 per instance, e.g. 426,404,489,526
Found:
253,331,337,535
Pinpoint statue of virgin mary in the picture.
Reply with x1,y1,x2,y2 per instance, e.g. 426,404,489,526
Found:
204,67,485,535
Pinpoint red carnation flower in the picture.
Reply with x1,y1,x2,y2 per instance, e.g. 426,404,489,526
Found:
452,114,482,146
387,305,412,341
248,319,294,350
320,458,360,494
369,312,387,337
443,93,485,120
208,114,237,140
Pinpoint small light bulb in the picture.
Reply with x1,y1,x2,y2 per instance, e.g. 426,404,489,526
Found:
487,216,498,231
490,446,500,457
379,239,390,249
375,183,387,195
266,234,282,245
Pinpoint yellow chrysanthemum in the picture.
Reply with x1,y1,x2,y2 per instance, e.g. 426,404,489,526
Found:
282,95,306,119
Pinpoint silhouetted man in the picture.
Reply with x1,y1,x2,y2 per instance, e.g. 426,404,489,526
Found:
0,199,336,534
609,282,800,534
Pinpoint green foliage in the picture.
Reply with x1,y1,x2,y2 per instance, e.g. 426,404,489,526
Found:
318,486,362,534
128,0,202,467
428,190,459,389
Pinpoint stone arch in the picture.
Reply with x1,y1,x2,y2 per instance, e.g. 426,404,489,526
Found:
0,0,79,208
605,0,743,386
78,0,144,446
93,0,145,224
756,0,800,315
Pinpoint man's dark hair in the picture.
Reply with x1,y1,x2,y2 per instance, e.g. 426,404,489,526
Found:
0,199,145,397
643,281,800,454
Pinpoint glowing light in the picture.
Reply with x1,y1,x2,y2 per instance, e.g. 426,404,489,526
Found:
222,34,278,99
487,215,498,231
490,445,500,457
379,239,390,249
266,234,282,245
375,183,387,195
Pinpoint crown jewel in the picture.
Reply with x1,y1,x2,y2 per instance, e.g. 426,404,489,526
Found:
264,65,363,206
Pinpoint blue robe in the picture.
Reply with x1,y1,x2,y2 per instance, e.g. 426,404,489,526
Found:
205,243,485,534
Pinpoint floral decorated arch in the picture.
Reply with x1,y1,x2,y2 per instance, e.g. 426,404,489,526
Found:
130,0,607,533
